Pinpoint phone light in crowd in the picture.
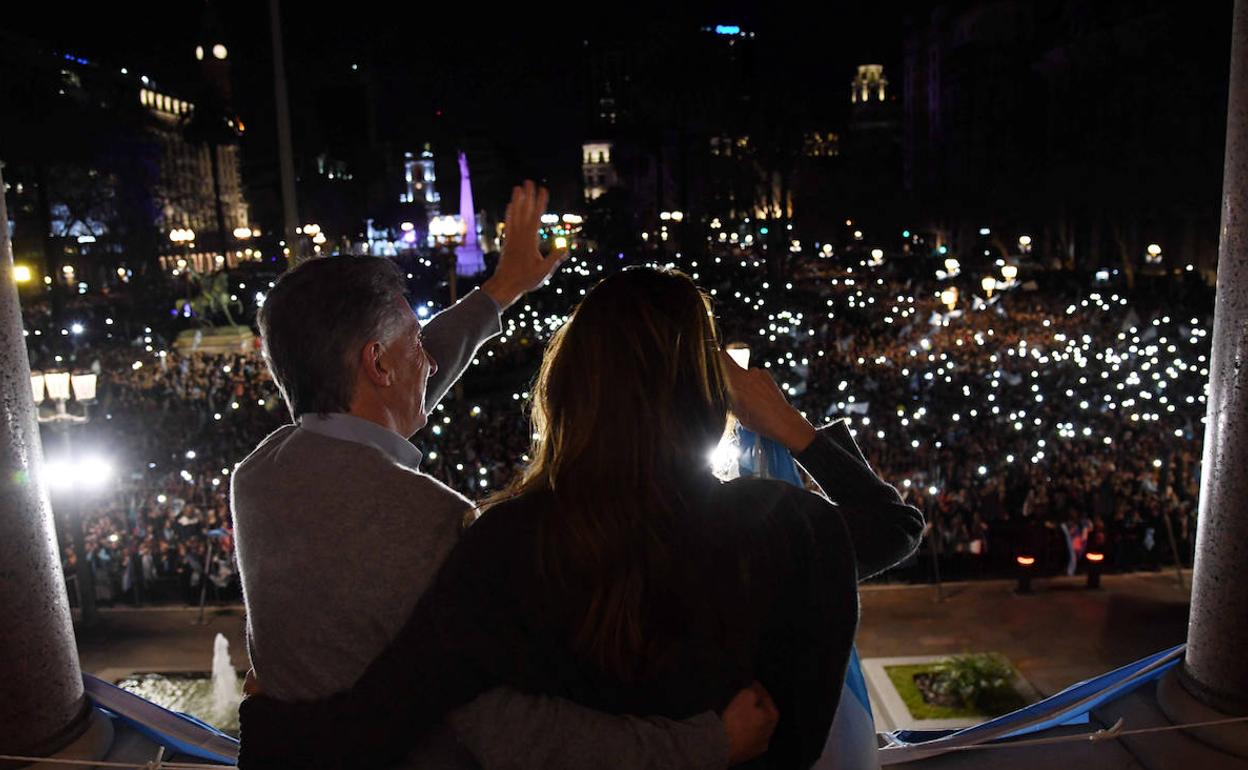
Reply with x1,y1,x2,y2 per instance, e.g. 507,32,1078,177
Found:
1001,264,1019,282
943,257,960,276
941,287,959,311
981,276,998,298
13,264,32,283
1146,243,1163,264
554,236,568,250
400,221,415,232
1018,234,1032,249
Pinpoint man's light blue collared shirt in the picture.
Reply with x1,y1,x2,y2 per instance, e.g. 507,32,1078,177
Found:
298,413,423,470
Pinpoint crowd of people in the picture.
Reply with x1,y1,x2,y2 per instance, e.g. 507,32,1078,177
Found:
28,241,1213,607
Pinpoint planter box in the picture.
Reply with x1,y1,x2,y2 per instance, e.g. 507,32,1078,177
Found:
861,654,1042,732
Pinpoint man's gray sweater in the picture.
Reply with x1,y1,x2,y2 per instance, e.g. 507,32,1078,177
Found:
232,289,726,769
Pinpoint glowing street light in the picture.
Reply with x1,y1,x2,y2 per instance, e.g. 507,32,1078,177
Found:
44,371,72,402
981,276,998,298
34,365,105,624
429,215,467,242
1002,264,1019,282
43,456,114,493
1146,243,1163,264
13,264,32,283
1018,234,1033,254
941,286,959,311
1016,553,1036,593
944,257,960,276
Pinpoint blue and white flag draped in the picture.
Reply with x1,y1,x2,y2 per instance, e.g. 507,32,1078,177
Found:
877,644,1185,765
84,673,238,764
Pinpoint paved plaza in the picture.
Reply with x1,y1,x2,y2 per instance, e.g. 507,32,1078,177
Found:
76,570,1192,701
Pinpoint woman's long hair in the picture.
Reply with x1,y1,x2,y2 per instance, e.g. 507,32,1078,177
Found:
483,267,732,680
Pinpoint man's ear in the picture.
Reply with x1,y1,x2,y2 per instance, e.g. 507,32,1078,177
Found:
359,340,392,387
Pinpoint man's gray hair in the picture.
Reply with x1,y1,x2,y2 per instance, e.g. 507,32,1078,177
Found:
258,256,411,419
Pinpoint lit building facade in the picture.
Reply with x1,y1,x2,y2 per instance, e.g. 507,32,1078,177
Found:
581,142,617,201
851,64,889,104
400,144,440,215
143,85,252,273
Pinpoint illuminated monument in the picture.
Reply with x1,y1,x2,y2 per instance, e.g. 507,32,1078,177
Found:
456,152,485,276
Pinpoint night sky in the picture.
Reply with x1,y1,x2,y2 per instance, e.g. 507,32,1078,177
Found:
7,1,905,190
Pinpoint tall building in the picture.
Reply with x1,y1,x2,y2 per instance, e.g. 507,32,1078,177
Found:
577,23,764,223
142,80,251,273
902,0,1230,274
0,29,252,281
841,63,902,235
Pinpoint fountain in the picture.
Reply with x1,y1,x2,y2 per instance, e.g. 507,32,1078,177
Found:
115,633,242,735
210,633,241,726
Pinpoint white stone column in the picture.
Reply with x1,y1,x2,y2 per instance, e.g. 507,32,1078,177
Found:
0,166,91,755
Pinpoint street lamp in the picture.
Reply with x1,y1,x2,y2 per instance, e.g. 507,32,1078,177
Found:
430,215,468,304
1016,554,1036,594
33,368,103,624
941,286,959,311
13,264,32,284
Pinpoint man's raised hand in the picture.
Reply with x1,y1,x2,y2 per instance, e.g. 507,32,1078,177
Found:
481,180,569,310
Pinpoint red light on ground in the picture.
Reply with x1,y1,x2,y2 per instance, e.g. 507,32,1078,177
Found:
1016,555,1036,567
1087,552,1105,563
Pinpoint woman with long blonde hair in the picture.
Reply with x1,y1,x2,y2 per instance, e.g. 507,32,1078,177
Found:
239,267,924,769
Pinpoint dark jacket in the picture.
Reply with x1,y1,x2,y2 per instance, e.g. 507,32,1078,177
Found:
237,421,924,770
